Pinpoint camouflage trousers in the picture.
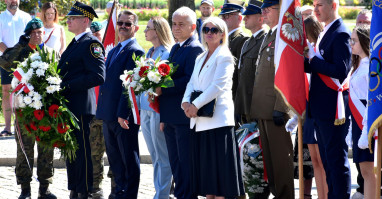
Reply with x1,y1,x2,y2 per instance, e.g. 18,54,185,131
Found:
89,118,113,189
15,123,54,187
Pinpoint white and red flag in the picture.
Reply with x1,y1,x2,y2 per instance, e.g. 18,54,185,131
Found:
102,0,119,59
274,0,307,117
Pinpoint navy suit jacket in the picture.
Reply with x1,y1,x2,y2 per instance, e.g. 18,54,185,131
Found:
58,32,105,117
96,38,145,122
305,18,351,121
159,35,204,124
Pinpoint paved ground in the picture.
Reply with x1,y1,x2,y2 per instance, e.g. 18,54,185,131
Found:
0,128,364,199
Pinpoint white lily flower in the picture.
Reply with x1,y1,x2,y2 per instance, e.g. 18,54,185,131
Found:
11,78,20,89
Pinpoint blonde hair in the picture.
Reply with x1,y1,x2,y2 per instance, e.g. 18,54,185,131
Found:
151,16,175,51
200,17,229,50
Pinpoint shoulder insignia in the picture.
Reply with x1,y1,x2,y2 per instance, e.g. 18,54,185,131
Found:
90,43,103,58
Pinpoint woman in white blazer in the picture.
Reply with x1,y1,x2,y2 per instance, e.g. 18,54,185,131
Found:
181,17,244,199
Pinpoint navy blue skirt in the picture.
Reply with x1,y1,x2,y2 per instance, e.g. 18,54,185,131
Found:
303,116,318,144
351,116,374,163
190,126,245,197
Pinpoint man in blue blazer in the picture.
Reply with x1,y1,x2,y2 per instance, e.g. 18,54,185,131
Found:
58,2,105,198
305,0,352,197
96,10,144,199
156,7,203,199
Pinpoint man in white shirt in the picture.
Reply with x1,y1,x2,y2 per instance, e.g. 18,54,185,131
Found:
0,0,31,137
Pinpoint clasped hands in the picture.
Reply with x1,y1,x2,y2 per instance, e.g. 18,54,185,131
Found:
182,102,198,118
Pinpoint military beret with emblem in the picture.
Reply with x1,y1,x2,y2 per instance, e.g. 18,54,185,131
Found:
243,0,263,15
24,18,43,35
261,0,280,9
67,1,98,20
219,0,245,15
90,21,103,33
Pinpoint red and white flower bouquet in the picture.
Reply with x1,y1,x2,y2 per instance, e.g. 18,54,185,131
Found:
11,46,79,162
120,54,177,119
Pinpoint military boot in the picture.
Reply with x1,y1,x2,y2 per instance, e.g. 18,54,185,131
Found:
37,186,57,199
18,184,31,199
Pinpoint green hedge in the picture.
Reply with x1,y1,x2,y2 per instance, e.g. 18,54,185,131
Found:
338,7,361,19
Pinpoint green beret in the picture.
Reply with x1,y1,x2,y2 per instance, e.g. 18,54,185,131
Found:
90,21,103,33
24,18,43,34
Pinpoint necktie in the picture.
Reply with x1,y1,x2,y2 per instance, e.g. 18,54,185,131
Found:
109,43,122,65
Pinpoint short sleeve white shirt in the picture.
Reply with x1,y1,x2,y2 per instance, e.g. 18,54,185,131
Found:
0,9,31,55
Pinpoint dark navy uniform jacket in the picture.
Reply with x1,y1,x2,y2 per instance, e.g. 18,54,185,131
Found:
305,18,351,121
96,38,145,122
58,32,105,117
159,35,204,124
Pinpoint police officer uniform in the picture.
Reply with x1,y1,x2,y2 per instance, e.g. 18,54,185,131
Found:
57,2,105,198
249,0,294,198
0,18,57,199
235,0,266,123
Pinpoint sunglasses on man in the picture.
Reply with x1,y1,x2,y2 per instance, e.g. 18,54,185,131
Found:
117,21,134,27
202,27,222,34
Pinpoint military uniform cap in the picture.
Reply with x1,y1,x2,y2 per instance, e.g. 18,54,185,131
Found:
261,0,280,9
24,18,43,34
90,21,103,33
243,0,263,15
67,1,98,20
219,0,245,15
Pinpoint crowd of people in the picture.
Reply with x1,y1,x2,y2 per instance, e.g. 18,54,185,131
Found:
0,0,376,198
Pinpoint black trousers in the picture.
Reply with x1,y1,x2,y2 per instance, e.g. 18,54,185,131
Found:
66,114,93,193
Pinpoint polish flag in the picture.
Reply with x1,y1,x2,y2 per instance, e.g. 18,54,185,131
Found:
274,0,307,117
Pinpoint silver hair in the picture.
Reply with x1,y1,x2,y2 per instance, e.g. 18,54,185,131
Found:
172,6,197,25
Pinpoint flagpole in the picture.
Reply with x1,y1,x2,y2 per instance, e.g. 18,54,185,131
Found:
298,117,304,199
376,127,382,199
102,0,118,45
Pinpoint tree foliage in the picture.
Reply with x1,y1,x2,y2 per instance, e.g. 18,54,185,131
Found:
18,0,90,16
167,0,195,27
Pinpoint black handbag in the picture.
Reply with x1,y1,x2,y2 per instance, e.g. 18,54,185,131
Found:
190,90,216,117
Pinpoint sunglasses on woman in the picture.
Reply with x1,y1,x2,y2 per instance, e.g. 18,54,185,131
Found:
202,27,221,34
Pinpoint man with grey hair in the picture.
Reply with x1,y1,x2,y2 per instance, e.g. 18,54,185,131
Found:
96,10,144,199
156,6,203,199
356,9,372,25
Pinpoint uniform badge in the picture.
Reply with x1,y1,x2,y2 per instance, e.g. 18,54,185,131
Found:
90,43,103,58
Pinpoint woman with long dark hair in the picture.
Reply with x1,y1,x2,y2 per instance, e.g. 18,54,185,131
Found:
41,2,65,54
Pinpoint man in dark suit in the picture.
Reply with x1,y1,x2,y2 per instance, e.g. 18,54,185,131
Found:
250,0,294,198
57,2,105,198
235,0,265,124
156,6,203,199
219,0,249,101
305,0,352,197
96,10,144,199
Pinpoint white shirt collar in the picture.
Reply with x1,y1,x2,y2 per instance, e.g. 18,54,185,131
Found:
228,27,241,36
271,26,277,33
5,9,18,16
252,29,264,38
179,38,188,47
323,17,340,34
75,31,91,41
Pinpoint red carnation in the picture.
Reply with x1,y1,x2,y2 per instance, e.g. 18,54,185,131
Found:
34,110,45,120
139,66,149,77
48,104,59,118
57,123,69,134
158,64,170,76
29,122,38,131
17,109,23,118
35,136,40,141
24,125,31,134
39,125,51,132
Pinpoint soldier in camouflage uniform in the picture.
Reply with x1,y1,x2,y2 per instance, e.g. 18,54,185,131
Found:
89,21,116,199
0,18,56,199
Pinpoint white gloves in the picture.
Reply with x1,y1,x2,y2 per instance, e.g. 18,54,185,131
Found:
307,41,316,60
285,114,298,133
358,127,370,149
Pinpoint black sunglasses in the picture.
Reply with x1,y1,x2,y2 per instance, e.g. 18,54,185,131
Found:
117,21,134,27
202,27,221,34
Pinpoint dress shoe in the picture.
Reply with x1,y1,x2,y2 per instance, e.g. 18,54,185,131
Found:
70,190,78,199
18,188,31,199
38,187,57,199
